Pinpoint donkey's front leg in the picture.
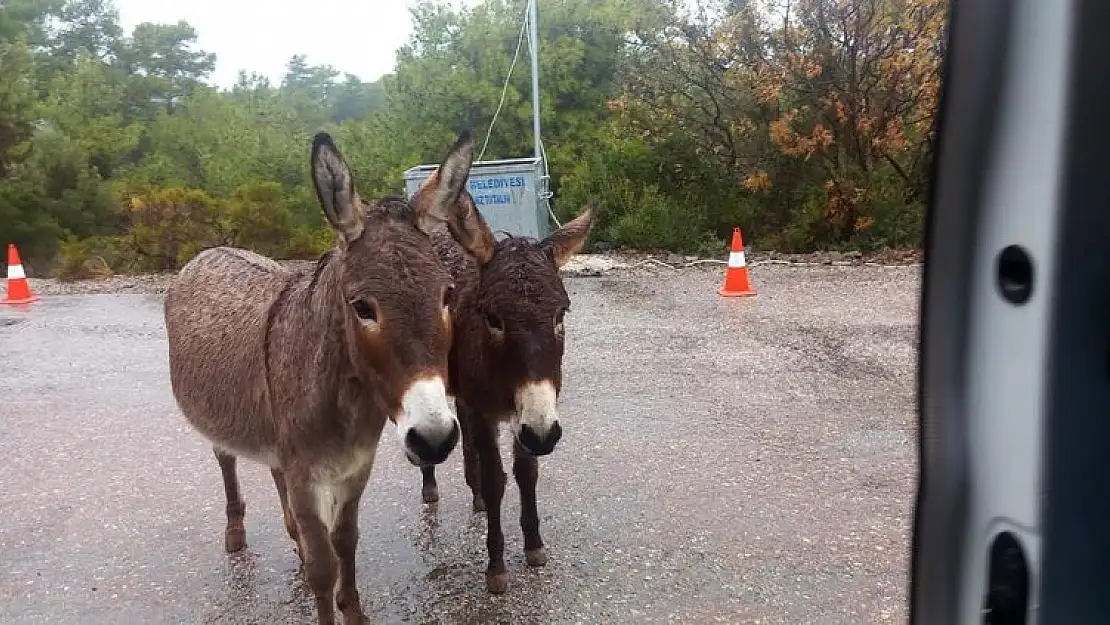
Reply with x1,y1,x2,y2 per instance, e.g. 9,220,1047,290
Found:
420,466,439,504
513,440,547,567
458,402,486,513
214,448,247,553
287,476,340,625
472,417,508,593
332,471,372,625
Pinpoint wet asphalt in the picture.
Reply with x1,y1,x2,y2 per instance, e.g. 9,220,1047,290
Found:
0,264,921,624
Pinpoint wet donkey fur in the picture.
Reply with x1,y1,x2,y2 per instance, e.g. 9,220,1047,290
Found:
163,131,494,625
410,174,597,594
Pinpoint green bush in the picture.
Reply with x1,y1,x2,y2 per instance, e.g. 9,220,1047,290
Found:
55,235,123,281
285,227,335,260
119,186,224,272
223,181,298,258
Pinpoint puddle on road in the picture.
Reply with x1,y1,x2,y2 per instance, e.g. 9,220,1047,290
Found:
193,502,564,624
589,277,661,300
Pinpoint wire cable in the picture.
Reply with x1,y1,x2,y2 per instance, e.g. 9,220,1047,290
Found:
523,7,562,229
477,2,529,162
478,0,563,230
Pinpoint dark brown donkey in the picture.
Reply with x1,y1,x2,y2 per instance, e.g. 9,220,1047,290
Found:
163,131,495,625
410,175,596,594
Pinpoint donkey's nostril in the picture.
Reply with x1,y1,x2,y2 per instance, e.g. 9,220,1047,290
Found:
548,421,563,447
519,422,561,456
443,420,461,456
405,422,459,466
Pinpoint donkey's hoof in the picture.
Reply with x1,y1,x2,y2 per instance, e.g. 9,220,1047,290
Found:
224,528,246,553
339,605,368,625
472,496,487,513
525,547,549,567
422,486,440,504
486,571,509,594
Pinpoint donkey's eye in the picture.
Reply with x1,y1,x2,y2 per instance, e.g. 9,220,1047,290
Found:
350,299,377,322
485,312,504,333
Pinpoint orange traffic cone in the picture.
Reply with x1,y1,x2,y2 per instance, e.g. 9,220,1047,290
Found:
2,244,39,305
719,227,757,297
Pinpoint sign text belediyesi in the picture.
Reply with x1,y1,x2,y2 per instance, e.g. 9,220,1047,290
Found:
469,175,527,207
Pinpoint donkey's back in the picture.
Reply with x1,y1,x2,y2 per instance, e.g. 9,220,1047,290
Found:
164,245,294,465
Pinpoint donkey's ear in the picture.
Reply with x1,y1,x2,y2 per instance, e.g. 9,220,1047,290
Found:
310,132,365,245
542,202,598,268
415,130,496,264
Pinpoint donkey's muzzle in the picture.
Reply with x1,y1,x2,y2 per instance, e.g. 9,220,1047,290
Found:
518,421,562,456
405,420,460,466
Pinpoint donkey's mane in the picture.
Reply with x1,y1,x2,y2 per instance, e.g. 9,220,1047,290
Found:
307,248,336,293
493,232,541,251
370,195,416,220
304,195,419,293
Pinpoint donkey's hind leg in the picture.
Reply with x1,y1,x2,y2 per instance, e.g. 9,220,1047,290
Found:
214,447,247,553
271,469,299,545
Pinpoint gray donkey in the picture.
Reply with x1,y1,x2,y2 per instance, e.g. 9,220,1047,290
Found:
163,130,495,625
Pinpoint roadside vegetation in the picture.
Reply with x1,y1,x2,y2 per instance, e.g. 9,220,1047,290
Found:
0,0,945,279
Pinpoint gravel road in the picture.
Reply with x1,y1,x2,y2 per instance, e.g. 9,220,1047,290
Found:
0,258,922,625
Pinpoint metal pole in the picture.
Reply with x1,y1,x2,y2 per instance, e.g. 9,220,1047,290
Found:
528,0,554,233
529,0,541,162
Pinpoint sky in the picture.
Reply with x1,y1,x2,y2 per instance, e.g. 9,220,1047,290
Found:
113,0,478,89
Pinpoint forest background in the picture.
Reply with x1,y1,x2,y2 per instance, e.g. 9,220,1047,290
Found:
0,0,946,278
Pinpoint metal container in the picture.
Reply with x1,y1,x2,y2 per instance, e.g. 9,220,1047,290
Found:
403,157,550,240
